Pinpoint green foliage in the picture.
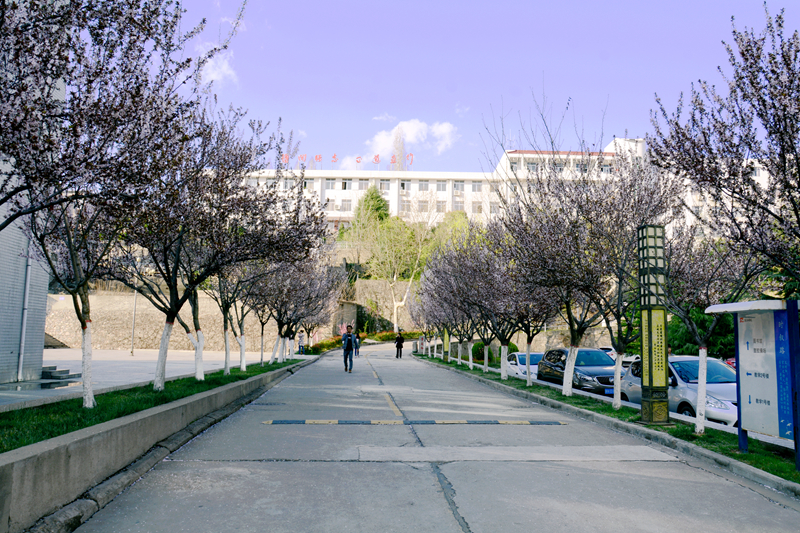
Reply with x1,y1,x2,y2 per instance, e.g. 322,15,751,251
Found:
428,211,469,253
668,308,734,358
306,337,342,354
471,341,518,362
353,186,389,223
0,361,301,454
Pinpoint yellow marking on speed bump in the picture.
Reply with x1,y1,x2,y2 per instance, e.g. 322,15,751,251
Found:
498,420,531,425
305,420,338,425
384,394,403,417
262,420,273,425
371,420,403,425
373,371,379,379
435,420,467,424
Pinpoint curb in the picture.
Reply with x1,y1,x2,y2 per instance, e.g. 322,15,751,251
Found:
413,354,800,501
20,358,316,533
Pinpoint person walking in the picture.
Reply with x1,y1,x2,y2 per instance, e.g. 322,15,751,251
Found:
298,331,305,355
342,325,356,373
354,332,361,358
395,332,404,359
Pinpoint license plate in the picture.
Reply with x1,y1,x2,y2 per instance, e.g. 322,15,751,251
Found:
604,388,614,395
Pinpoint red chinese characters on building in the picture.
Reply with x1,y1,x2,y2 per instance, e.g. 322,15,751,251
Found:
407,153,414,165
390,155,397,164
281,154,289,164
332,154,339,163
315,155,322,163
372,155,380,164
298,154,307,163
356,156,362,164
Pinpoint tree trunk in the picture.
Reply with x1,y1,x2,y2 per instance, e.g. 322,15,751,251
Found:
279,337,286,363
562,345,579,396
288,338,295,360
260,326,265,366
468,341,474,370
457,340,462,365
154,322,173,392
525,342,532,387
269,336,280,365
695,346,708,434
187,330,205,381
223,329,231,376
612,353,624,409
483,345,489,373
81,322,97,408
238,334,246,371
500,344,508,380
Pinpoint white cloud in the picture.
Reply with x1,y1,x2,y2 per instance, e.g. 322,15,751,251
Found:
196,43,238,86
372,112,397,122
364,119,459,158
298,130,308,138
221,17,247,32
455,103,470,117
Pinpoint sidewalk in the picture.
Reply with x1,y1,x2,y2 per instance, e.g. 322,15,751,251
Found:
0,348,312,411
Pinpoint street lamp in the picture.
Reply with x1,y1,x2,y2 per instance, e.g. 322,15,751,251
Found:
638,225,670,424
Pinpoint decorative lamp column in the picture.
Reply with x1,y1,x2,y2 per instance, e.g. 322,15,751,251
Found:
638,225,670,424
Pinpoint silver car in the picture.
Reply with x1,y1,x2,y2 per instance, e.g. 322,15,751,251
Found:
507,352,543,379
619,355,738,426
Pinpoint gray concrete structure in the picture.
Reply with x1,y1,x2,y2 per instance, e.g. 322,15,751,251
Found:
71,344,800,533
0,213,49,384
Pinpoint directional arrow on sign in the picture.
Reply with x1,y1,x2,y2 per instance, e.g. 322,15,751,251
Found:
746,372,752,376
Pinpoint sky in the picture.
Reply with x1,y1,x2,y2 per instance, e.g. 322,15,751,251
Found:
178,0,796,172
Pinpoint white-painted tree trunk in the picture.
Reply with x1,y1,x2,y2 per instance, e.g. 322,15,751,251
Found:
154,322,173,392
696,346,708,434
612,353,624,409
468,341,474,370
483,345,489,373
500,345,509,380
562,345,579,396
280,337,287,363
457,341,462,365
81,322,96,408
269,336,280,365
525,342,532,387
288,338,295,360
223,330,231,375
187,330,205,381
237,334,246,371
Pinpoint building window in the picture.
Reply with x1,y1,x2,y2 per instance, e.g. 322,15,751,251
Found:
471,181,482,193
284,179,293,190
359,179,369,190
510,161,518,172
472,202,483,214
554,162,565,173
400,199,411,212
379,179,390,191
324,201,333,211
453,181,465,192
601,164,612,174
400,180,410,191
490,182,500,193
326,179,335,190
418,200,429,212
436,180,446,192
526,162,538,172
436,200,446,213
342,179,352,190
418,180,429,191
247,178,258,188
303,179,312,190
490,202,500,214
453,199,464,211
341,199,352,212
575,163,588,172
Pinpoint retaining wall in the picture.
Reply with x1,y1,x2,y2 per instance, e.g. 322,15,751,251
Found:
0,359,315,533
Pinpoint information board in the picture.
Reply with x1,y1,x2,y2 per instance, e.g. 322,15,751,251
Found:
738,312,794,439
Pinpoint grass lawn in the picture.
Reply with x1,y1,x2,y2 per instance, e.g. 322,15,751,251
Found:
421,355,800,485
0,360,301,455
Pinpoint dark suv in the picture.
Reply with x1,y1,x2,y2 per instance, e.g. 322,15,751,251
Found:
537,348,616,395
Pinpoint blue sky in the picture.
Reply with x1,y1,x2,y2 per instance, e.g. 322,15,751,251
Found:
180,1,793,171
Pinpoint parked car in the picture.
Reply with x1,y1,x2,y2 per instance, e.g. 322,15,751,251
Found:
507,352,543,379
619,355,738,426
598,346,639,368
724,357,737,369
537,348,616,395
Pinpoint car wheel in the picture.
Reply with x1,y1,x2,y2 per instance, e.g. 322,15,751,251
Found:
537,372,544,382
620,393,628,402
679,404,696,418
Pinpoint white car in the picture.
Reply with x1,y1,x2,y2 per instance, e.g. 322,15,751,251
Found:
507,352,544,379
619,355,738,426
599,346,639,368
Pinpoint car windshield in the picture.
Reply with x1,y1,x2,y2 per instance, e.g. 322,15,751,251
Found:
575,350,615,367
671,359,737,383
517,353,543,366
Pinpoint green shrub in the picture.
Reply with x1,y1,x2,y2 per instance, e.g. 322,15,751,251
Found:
472,341,519,361
307,336,342,354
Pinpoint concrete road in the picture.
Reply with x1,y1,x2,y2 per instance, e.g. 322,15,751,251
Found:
75,344,800,533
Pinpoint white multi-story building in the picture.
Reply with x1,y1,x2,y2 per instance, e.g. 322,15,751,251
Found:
249,138,713,231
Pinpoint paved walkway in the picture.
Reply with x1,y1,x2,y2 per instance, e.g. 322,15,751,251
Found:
74,344,798,532
0,348,308,409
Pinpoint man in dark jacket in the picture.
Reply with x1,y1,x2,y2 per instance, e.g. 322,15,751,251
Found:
395,332,404,359
342,325,356,373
